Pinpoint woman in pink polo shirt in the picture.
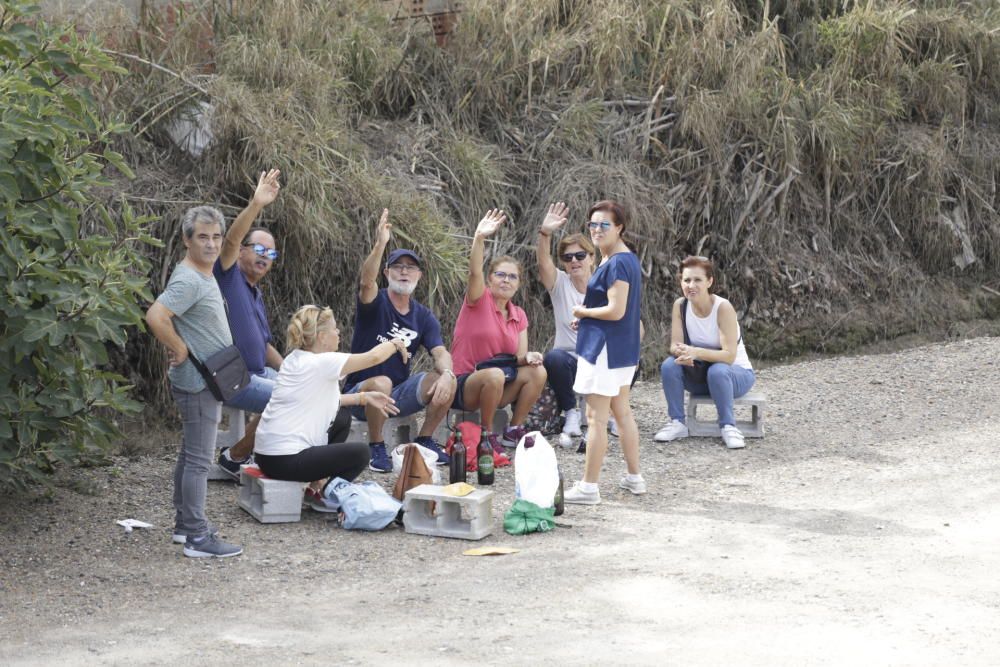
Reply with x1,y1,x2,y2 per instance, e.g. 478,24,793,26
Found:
450,209,547,455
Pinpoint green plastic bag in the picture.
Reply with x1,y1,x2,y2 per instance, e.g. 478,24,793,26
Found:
503,499,556,535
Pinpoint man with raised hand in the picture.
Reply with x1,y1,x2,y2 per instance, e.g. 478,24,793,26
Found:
344,209,456,472
146,206,244,558
211,168,285,479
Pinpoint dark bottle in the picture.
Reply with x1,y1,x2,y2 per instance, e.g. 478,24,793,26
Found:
477,433,494,485
449,426,467,485
554,467,565,516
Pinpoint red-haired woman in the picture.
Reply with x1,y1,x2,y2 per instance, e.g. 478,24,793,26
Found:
655,256,755,449
564,200,645,505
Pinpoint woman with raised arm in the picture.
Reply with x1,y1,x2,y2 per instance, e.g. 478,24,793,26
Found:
536,202,597,445
654,256,755,450
564,200,645,505
253,305,408,511
450,209,547,456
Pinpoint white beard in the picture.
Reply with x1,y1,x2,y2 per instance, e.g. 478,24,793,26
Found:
388,279,417,296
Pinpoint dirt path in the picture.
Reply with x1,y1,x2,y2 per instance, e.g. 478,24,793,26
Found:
2,338,999,666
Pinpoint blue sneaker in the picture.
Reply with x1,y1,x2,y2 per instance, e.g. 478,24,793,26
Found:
415,436,449,466
183,534,242,558
368,442,392,473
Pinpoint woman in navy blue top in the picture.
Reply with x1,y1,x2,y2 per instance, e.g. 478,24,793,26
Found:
565,200,645,505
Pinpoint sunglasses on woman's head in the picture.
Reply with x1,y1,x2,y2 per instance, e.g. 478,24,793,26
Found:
587,221,612,230
560,251,589,262
243,242,279,260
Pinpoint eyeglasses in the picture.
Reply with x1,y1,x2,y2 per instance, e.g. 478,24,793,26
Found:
587,221,613,231
560,251,589,262
388,262,421,273
243,242,279,260
493,271,519,282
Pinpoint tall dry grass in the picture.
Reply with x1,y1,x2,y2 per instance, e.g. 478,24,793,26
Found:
65,0,1000,406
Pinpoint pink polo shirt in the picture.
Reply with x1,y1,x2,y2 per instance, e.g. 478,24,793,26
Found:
450,290,528,375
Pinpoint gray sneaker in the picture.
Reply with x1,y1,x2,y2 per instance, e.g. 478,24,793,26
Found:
172,523,219,545
183,534,243,558
619,475,647,495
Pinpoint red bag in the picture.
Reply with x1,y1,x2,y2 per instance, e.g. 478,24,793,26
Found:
445,421,512,471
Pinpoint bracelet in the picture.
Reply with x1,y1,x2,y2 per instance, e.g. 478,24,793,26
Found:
441,368,456,379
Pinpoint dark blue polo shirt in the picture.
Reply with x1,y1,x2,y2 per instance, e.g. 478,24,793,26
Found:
213,259,271,375
576,252,642,368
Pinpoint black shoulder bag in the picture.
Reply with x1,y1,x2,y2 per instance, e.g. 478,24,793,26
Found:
187,298,251,403
679,297,712,385
678,298,743,385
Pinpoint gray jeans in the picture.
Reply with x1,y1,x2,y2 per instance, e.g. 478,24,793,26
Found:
171,386,221,538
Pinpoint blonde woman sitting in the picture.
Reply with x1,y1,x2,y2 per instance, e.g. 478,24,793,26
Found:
254,305,407,508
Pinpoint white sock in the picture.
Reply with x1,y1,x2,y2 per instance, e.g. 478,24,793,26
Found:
625,473,643,483
578,480,599,493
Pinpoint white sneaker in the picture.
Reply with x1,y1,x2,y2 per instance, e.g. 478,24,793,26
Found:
557,432,574,449
721,425,745,449
607,416,619,438
722,424,746,449
563,408,583,437
619,475,646,495
653,420,688,442
564,482,601,505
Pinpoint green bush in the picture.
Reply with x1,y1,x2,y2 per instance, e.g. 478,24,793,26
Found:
0,1,157,490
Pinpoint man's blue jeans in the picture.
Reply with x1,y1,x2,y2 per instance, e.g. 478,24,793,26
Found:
226,367,277,414
660,356,755,427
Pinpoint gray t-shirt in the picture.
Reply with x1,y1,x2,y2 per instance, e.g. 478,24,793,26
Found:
156,263,233,393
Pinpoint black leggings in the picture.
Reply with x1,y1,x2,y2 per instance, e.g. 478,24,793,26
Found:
255,441,369,493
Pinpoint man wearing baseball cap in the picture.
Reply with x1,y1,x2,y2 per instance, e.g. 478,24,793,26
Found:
344,209,457,472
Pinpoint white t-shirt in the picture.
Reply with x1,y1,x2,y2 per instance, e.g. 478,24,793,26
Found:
254,349,350,456
549,270,586,352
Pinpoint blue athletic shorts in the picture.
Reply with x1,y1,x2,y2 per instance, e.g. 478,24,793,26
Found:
344,372,428,421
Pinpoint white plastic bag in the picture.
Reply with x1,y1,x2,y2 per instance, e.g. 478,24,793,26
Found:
390,443,442,484
513,431,559,508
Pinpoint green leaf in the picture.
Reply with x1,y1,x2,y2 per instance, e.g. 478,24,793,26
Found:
102,149,135,179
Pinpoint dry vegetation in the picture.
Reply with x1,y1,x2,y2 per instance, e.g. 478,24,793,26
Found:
59,0,1000,410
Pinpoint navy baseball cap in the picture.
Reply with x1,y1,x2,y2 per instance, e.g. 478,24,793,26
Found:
386,249,422,267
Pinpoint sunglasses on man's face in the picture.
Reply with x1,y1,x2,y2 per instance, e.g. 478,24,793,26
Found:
560,251,589,262
243,242,279,261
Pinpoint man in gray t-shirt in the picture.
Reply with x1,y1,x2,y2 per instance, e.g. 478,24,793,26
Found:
147,205,246,559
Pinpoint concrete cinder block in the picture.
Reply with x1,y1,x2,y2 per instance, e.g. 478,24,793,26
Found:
216,406,246,449
403,484,493,540
349,414,419,446
686,391,766,438
237,465,305,523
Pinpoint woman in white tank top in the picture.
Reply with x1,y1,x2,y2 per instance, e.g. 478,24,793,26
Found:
654,256,756,449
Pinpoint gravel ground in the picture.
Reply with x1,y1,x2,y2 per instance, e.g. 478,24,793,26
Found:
1,338,999,666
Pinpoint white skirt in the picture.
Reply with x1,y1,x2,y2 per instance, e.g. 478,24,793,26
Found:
573,345,637,397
